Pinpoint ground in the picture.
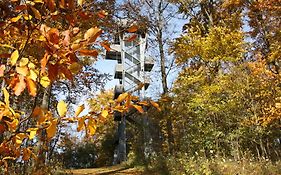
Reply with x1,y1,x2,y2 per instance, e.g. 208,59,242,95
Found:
62,165,158,175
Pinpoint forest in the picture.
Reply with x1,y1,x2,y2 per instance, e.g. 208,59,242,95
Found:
0,0,281,174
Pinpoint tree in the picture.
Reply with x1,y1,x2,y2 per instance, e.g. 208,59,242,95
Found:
0,0,122,173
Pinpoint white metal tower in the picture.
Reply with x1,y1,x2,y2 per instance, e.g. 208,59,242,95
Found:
105,24,154,164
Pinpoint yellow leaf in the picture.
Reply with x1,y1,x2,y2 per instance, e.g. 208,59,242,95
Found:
28,62,36,69
101,110,108,118
57,101,67,117
27,128,38,140
40,76,50,88
10,15,22,22
16,66,29,76
77,117,85,132
3,88,9,106
116,93,128,103
78,0,84,6
88,118,97,136
29,69,38,81
11,50,19,66
22,14,32,20
84,27,102,43
34,0,44,3
15,133,27,146
133,105,144,113
22,148,32,161
19,57,29,67
75,104,85,117
46,118,57,139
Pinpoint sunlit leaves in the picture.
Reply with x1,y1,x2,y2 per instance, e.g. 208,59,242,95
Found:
57,101,67,117
40,76,51,88
26,78,37,97
46,118,57,139
3,88,9,107
78,0,84,6
27,128,38,140
13,75,26,96
101,110,108,118
10,15,22,22
84,27,102,43
77,117,85,132
150,101,161,111
133,105,144,113
10,50,19,66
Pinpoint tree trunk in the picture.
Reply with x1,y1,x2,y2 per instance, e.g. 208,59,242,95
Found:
158,27,174,154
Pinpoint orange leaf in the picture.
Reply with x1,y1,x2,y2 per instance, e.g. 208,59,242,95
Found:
77,117,85,132
47,28,59,44
101,41,110,51
79,49,99,57
46,118,57,139
22,148,32,161
84,27,102,43
133,105,144,113
41,52,49,74
31,106,43,118
150,101,161,111
13,75,26,96
26,78,37,97
126,34,137,42
127,25,138,33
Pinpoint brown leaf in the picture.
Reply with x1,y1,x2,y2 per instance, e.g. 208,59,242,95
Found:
47,28,59,44
30,6,41,19
127,25,138,33
48,63,59,81
22,148,32,161
59,66,73,81
79,49,98,57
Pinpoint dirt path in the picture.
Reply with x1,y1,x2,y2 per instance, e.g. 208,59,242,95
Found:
62,165,151,175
